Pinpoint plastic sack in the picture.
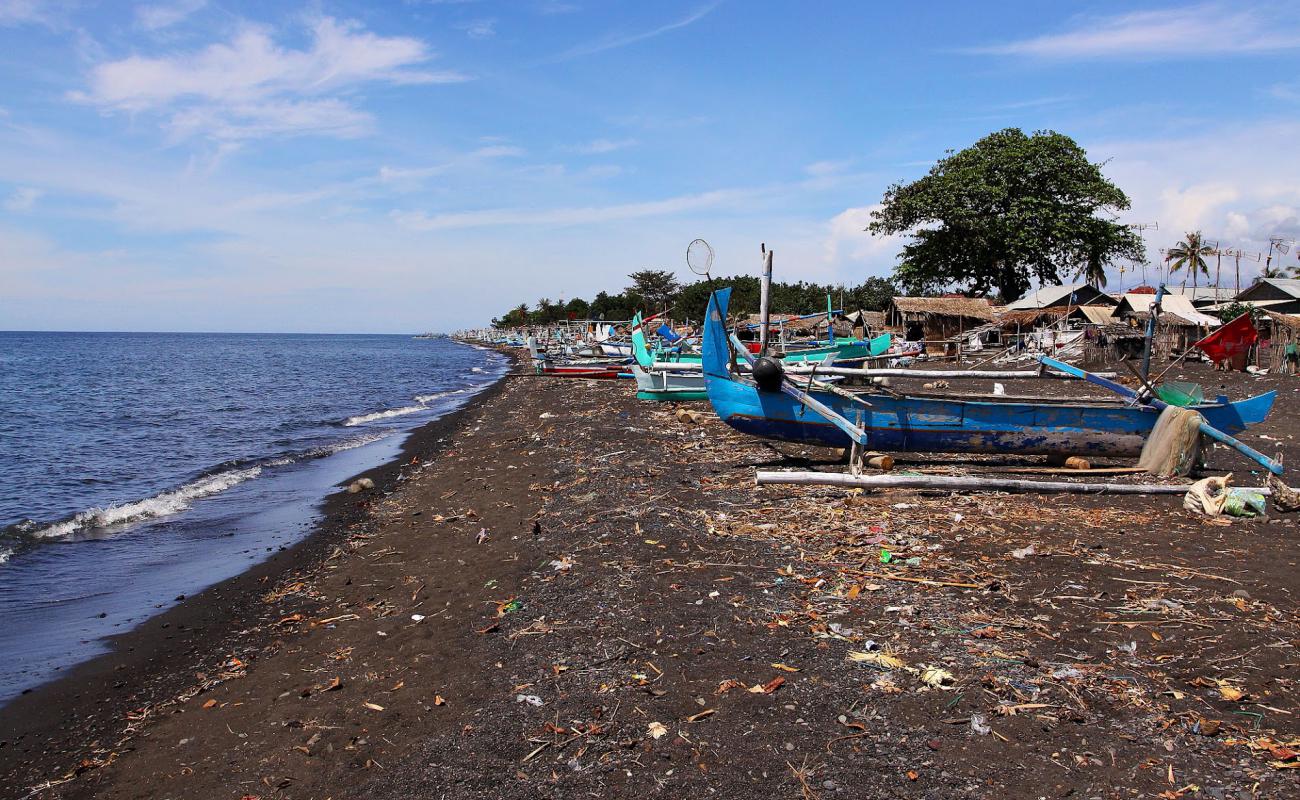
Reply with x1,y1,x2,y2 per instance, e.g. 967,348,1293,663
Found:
1223,489,1267,518
1183,476,1230,516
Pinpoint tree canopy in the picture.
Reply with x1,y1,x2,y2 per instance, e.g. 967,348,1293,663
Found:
868,128,1146,301
490,274,898,328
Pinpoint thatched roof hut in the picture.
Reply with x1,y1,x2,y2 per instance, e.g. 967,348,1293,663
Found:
885,297,996,342
1261,310,1300,374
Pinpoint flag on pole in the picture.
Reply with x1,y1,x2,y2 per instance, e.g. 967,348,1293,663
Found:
1193,313,1257,364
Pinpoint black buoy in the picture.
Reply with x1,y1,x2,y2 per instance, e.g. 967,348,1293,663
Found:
751,356,784,393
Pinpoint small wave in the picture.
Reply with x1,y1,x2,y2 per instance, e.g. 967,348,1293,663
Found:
269,431,392,465
346,386,489,427
0,545,12,565
24,467,263,542
412,388,467,404
343,405,428,427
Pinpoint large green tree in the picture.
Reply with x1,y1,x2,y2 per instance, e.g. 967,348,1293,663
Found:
868,128,1145,301
627,269,682,312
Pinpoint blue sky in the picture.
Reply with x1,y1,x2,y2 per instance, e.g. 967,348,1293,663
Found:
2,0,1299,332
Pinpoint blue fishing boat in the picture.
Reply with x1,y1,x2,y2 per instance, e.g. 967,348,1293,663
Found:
702,288,1276,458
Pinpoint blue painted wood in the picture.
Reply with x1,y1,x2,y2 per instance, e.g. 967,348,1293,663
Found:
1039,356,1283,475
701,289,1277,459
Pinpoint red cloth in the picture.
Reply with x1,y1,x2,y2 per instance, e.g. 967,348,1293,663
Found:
1195,313,1258,363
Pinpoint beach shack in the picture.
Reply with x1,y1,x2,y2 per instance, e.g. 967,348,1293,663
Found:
884,297,997,349
1231,278,1300,315
1004,283,1117,311
1260,310,1300,374
1112,292,1221,357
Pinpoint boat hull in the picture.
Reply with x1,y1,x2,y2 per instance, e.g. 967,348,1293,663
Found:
631,364,708,401
701,288,1275,457
539,365,624,379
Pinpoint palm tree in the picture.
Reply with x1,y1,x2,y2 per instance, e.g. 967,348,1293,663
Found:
1166,231,1214,290
1077,238,1108,288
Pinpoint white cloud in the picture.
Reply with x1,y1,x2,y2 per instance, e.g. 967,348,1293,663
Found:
0,0,53,27
455,18,496,39
970,3,1298,60
804,160,850,177
570,137,636,154
74,17,469,141
3,186,41,211
391,188,746,231
135,0,206,31
377,145,524,183
547,2,719,62
822,205,903,267
1089,121,1300,283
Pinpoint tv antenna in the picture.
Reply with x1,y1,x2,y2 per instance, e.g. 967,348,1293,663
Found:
1126,222,1158,287
1220,247,1261,295
1266,236,1296,275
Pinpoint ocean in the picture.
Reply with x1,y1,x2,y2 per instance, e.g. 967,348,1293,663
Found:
0,332,507,704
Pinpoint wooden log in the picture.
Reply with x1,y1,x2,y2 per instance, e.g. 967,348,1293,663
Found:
841,450,895,471
865,453,895,471
754,471,1273,496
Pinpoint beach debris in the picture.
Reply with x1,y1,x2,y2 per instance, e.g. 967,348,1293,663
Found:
1224,489,1268,517
549,556,575,571
1269,474,1300,512
647,721,668,739
346,477,375,494
410,614,426,622
676,408,706,424
847,650,905,669
919,666,956,689
1009,544,1036,559
1184,475,1231,515
969,713,991,735
516,694,544,707
496,597,522,616
475,528,490,544
363,702,385,711
748,677,786,694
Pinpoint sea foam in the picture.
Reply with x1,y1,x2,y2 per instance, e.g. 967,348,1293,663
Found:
27,466,263,541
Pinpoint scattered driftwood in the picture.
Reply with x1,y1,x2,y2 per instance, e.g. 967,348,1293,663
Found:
754,471,1273,496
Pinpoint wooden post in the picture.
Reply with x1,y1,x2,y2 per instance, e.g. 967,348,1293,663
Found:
758,245,773,356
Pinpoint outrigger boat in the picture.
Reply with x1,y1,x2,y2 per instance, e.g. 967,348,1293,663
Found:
628,310,892,402
528,336,628,379
701,287,1277,460
630,312,707,400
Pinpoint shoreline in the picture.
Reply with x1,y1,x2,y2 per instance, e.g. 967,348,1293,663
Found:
0,345,521,793
1,352,1296,799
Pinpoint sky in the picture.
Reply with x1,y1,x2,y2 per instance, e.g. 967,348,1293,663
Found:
1,0,1299,333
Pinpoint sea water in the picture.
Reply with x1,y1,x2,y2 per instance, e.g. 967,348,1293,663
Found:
0,332,507,704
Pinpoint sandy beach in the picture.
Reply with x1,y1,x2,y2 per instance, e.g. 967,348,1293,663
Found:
2,348,1297,799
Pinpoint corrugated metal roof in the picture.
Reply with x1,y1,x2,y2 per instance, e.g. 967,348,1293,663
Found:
1115,293,1221,327
1078,306,1116,325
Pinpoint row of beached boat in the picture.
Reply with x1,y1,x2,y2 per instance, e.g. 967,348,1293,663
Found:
474,279,1283,485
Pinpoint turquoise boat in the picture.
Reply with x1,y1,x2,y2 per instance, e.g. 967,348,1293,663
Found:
631,312,708,400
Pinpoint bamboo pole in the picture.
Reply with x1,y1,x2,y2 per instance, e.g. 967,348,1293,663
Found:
650,362,1117,379
754,471,1272,495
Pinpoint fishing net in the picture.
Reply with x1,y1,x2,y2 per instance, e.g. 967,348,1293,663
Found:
1138,405,1203,477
